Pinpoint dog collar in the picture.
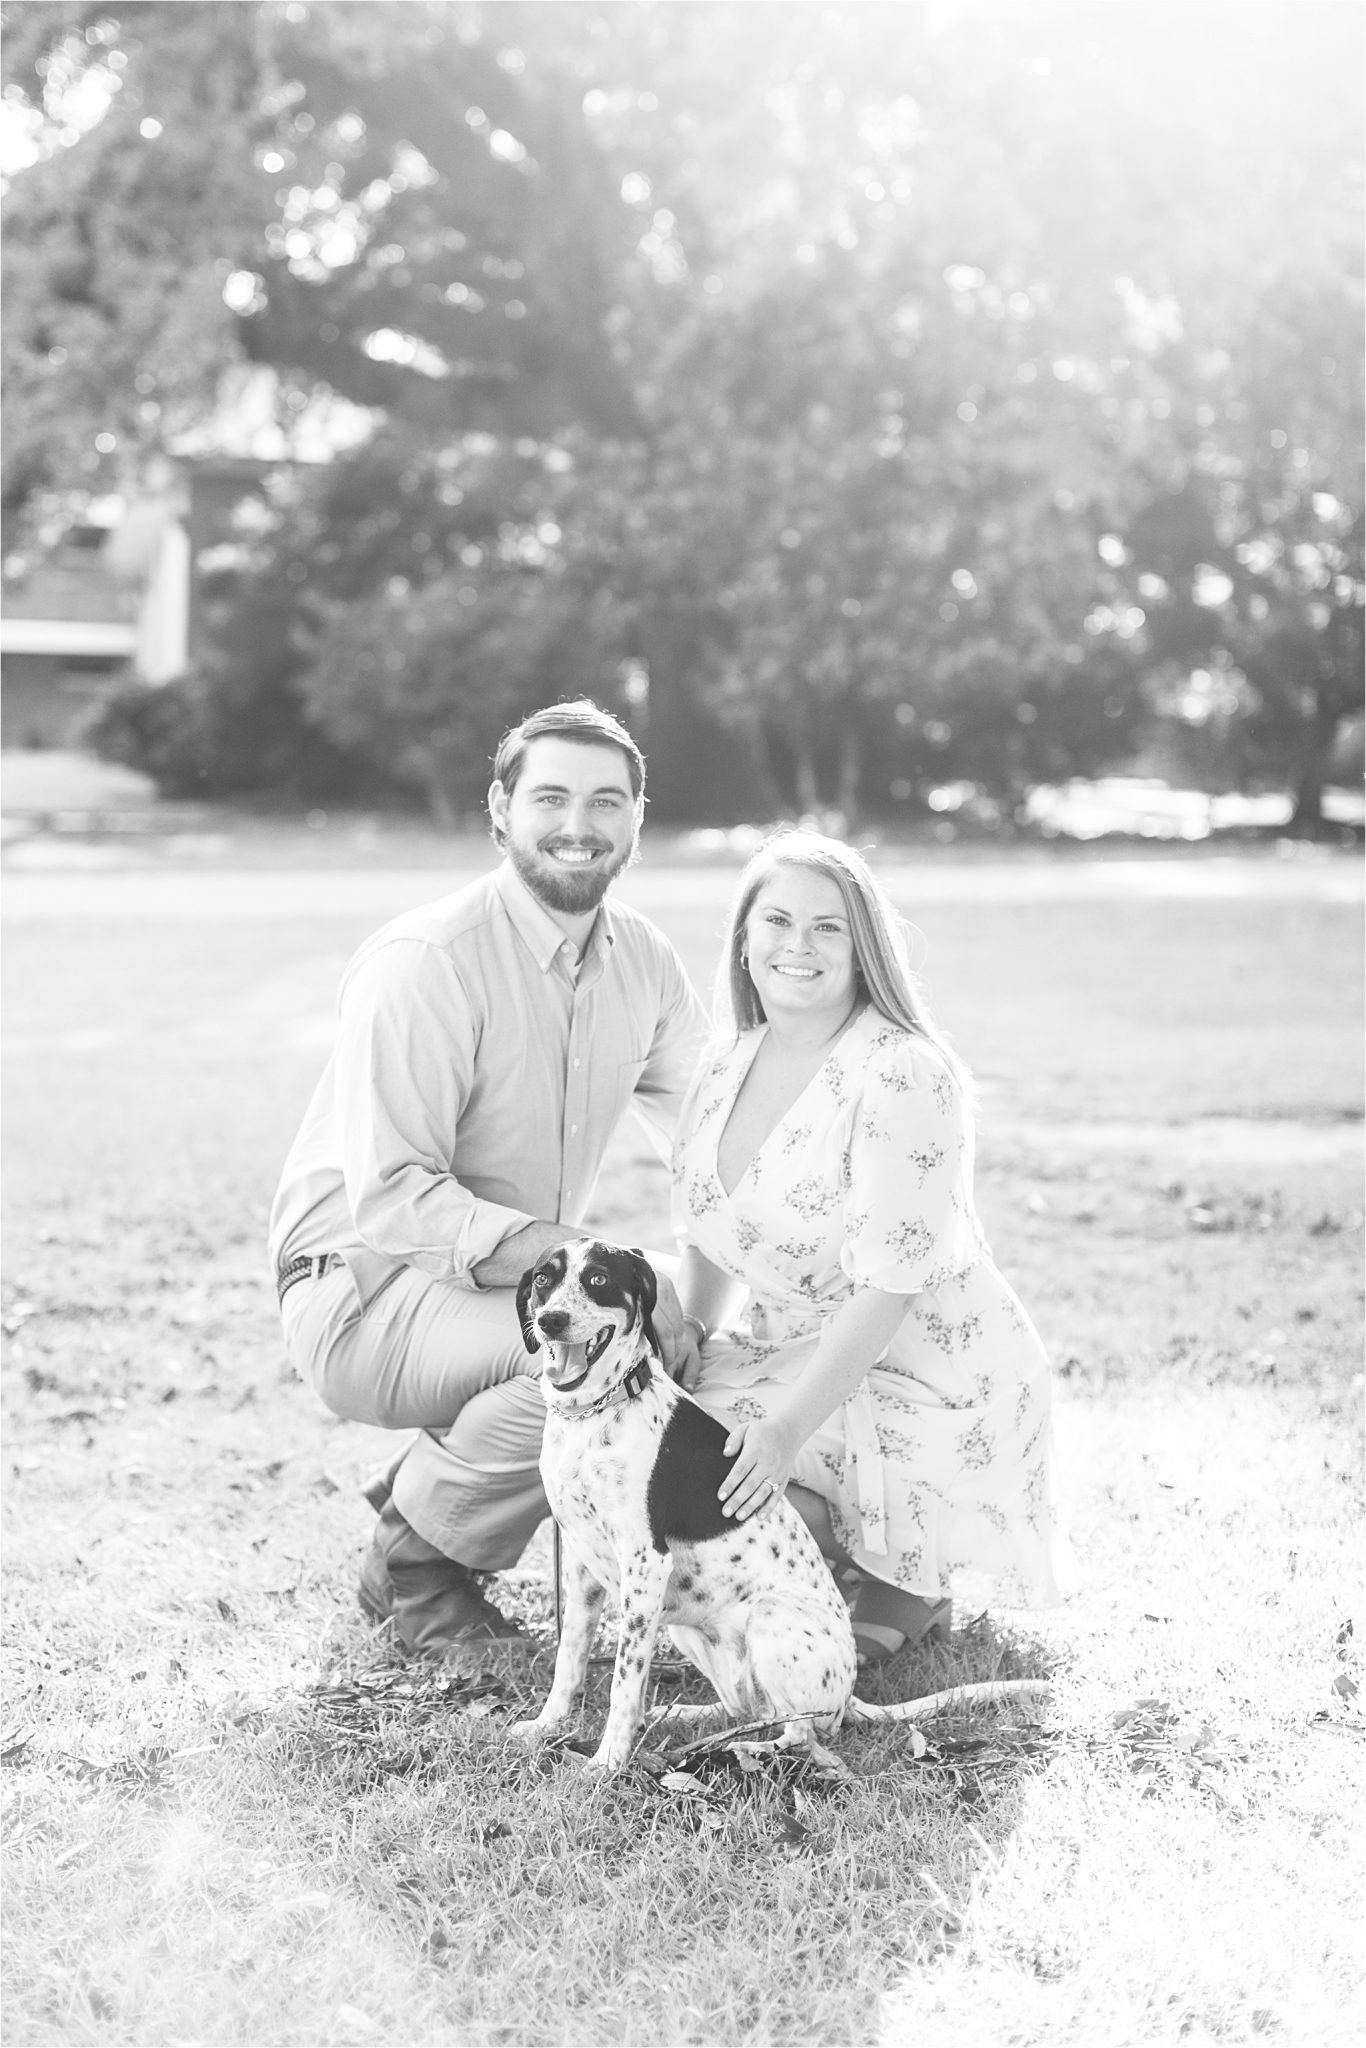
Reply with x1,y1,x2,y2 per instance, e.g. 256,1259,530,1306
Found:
556,1357,653,1417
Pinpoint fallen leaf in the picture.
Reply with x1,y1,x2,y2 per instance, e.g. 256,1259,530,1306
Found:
660,1769,709,1795
1,1729,35,1766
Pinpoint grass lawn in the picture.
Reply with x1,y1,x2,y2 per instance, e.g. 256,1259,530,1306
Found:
2,842,1363,2046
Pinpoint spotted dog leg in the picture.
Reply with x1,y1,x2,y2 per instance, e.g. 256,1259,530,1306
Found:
752,1600,856,1772
589,1548,674,1774
508,1552,606,1744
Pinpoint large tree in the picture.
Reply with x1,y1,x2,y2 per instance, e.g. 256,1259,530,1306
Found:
4,2,1361,826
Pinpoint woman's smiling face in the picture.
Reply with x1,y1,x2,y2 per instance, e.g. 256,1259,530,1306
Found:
744,864,859,1032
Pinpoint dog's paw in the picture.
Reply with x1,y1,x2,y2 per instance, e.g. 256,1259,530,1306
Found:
506,1715,558,1745
583,1745,630,1778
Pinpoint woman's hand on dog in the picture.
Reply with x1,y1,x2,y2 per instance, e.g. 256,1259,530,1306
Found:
719,1414,800,1520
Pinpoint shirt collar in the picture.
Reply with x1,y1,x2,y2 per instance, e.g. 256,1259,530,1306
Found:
493,859,616,975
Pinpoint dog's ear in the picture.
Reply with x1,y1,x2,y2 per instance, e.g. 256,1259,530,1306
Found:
515,1266,540,1354
628,1248,661,1358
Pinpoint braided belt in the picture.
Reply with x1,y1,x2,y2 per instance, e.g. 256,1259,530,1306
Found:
276,1252,343,1303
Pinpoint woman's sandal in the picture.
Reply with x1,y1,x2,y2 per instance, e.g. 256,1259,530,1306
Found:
849,1582,953,1667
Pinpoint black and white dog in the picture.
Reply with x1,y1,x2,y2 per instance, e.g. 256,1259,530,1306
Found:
510,1239,859,1773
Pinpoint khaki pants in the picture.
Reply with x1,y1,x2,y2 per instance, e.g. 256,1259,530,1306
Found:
280,1262,547,1570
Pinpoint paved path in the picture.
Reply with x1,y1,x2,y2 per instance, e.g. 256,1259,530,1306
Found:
2,851,1361,921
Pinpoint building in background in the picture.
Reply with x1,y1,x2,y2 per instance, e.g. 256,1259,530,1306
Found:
1,454,276,749
0,528,137,748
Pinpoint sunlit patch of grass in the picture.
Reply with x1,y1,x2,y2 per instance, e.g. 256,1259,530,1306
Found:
880,1736,1362,2047
880,1367,1365,2048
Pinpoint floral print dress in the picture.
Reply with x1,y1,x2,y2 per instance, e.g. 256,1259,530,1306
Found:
671,1007,1073,1607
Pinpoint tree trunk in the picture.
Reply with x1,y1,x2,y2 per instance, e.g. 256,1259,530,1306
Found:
739,716,785,821
834,720,862,831
1293,562,1363,837
793,741,821,816
712,658,784,820
1289,681,1345,838
423,768,459,831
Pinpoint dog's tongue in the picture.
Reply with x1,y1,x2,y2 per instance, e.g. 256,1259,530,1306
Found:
553,1343,589,1380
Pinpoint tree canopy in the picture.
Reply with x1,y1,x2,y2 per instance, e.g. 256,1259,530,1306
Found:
4,0,1362,827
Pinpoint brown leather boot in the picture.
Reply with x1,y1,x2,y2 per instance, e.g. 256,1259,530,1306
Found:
357,1501,533,1659
359,1444,409,1513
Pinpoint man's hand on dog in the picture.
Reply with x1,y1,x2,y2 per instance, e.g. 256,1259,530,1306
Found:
719,1413,800,1520
649,1269,702,1386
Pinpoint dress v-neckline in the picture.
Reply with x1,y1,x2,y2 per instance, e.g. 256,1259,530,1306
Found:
714,1010,868,1200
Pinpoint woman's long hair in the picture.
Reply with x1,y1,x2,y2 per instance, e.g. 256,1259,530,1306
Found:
717,830,972,1091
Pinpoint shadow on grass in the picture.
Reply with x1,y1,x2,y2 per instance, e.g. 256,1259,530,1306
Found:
274,1602,1066,1833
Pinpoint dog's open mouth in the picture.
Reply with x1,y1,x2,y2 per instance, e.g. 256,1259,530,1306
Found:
547,1323,617,1391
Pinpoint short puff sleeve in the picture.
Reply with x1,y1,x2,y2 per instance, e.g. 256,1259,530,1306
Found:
840,1031,984,1294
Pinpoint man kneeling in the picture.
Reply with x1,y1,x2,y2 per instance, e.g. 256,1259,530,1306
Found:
268,700,708,1658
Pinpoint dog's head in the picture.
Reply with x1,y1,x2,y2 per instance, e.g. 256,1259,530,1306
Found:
515,1240,660,1401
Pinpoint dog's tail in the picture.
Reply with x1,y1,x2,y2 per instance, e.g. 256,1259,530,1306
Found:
844,1678,1049,1725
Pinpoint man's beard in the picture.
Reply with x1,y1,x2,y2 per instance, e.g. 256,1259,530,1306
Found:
505,830,637,915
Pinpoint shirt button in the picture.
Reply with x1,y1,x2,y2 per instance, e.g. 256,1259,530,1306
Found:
570,1125,578,1135
572,1059,581,1069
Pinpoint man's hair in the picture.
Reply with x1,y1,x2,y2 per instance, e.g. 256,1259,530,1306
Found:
491,700,645,804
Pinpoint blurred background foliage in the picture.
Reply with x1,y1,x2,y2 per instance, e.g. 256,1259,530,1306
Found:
2,0,1361,827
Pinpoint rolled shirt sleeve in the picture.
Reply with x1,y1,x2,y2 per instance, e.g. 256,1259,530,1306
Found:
626,952,711,1155
839,1034,985,1295
334,942,534,1284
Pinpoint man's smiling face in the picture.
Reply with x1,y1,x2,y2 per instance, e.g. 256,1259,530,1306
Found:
489,736,641,918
